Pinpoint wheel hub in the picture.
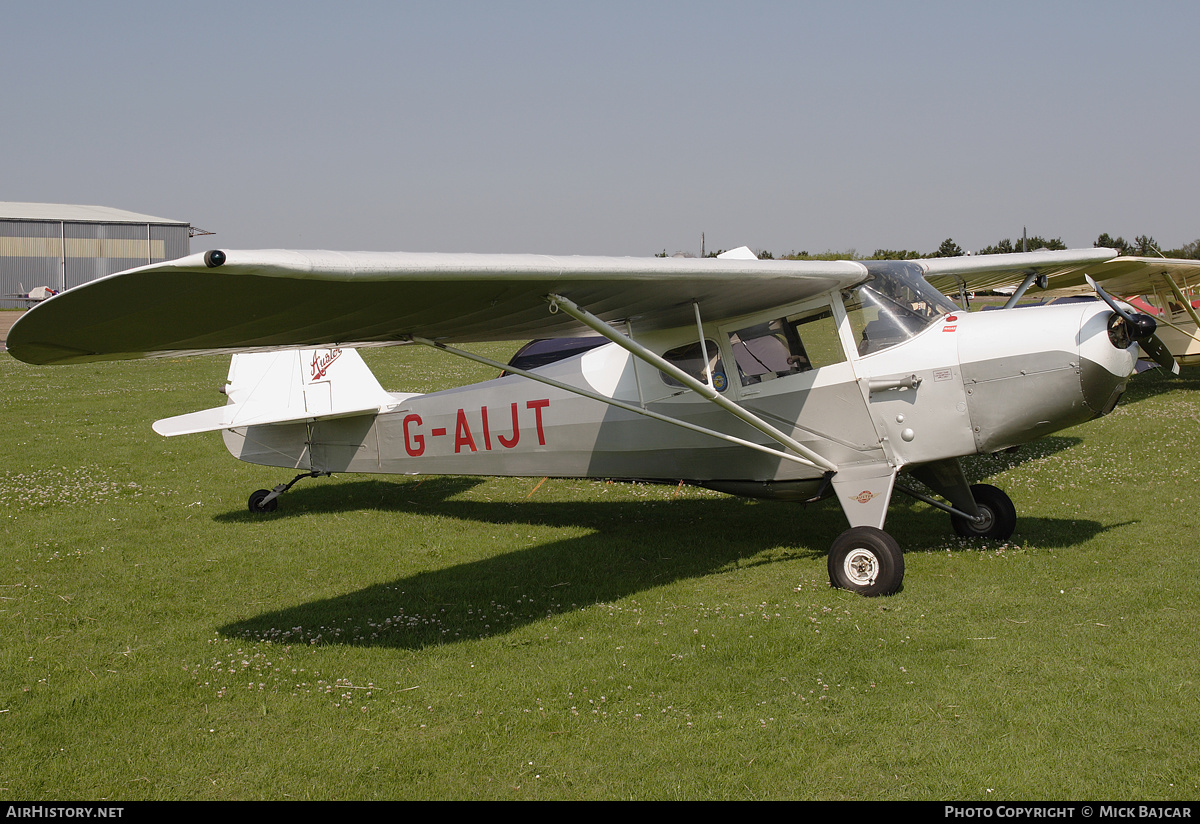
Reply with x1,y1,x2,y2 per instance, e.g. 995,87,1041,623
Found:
843,548,878,586
971,505,995,533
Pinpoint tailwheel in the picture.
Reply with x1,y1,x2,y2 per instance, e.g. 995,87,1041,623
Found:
828,526,904,596
245,470,330,514
950,483,1016,540
248,488,278,513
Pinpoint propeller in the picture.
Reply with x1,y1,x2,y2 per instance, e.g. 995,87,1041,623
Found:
1086,275,1180,375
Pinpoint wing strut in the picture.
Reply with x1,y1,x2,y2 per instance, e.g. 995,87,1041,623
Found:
1001,271,1048,309
1158,272,1200,334
545,293,839,473
693,301,715,389
410,337,827,469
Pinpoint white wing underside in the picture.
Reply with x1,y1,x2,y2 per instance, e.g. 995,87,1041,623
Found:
9,250,867,365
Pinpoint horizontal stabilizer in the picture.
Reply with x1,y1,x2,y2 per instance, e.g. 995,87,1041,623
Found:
152,398,387,436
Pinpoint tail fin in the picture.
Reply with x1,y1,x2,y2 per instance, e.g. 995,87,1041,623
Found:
153,347,400,436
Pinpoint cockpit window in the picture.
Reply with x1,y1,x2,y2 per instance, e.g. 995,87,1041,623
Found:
729,308,844,386
843,263,957,356
660,339,727,391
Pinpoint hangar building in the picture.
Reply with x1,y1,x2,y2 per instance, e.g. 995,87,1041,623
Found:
1,202,194,309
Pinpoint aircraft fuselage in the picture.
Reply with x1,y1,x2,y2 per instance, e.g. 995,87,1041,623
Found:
221,275,1136,509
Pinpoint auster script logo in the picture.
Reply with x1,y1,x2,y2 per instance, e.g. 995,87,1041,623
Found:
310,348,343,381
854,490,877,504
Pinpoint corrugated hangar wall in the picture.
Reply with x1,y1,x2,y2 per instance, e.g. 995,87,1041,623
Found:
1,203,192,309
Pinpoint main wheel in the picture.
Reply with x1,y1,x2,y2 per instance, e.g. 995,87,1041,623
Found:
951,483,1016,540
248,489,278,513
828,526,904,596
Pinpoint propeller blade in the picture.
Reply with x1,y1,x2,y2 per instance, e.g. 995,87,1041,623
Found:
1085,275,1134,322
1141,333,1180,375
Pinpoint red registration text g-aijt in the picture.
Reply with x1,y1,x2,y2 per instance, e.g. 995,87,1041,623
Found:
403,399,550,458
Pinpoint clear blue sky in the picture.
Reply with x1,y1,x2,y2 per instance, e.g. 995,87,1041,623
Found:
5,1,1197,257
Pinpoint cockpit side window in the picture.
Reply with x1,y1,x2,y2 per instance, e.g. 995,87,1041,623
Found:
729,307,845,386
660,339,726,391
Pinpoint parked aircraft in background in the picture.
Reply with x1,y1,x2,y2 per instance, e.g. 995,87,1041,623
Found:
5,284,58,306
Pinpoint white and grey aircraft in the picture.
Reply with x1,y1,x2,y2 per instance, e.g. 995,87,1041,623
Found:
7,246,1173,596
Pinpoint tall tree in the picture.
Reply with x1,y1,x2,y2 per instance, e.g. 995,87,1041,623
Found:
936,238,964,257
1095,233,1133,255
978,239,1015,255
1172,239,1200,259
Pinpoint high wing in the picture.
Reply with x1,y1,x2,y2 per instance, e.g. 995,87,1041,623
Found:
1037,256,1200,299
920,247,1200,302
919,247,1120,294
8,250,867,365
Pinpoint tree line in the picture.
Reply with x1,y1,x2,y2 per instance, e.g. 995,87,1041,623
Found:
659,233,1200,261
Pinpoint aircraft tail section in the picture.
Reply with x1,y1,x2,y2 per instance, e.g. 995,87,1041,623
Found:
153,347,403,437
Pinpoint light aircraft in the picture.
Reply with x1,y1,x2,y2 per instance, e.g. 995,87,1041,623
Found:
5,245,1175,596
924,251,1200,367
5,284,58,306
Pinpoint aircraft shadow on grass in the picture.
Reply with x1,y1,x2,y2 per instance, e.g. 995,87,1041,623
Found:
1124,366,1200,403
956,435,1081,479
217,475,1114,650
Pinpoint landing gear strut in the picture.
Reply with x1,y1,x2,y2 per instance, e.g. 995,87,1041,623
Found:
826,478,1018,595
247,471,330,513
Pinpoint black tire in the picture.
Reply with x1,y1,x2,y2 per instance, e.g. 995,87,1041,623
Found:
951,483,1016,540
828,526,904,596
248,489,278,513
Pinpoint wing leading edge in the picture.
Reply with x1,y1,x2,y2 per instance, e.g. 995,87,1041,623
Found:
919,248,1119,294
8,250,868,365
919,247,1200,300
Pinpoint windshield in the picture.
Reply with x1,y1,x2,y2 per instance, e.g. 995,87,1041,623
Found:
842,261,958,356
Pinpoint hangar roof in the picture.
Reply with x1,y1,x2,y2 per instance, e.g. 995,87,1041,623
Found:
0,201,188,226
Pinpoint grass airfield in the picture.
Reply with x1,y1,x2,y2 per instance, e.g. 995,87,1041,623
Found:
1,342,1197,800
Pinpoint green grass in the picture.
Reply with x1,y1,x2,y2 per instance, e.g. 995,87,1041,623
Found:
1,345,1197,800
